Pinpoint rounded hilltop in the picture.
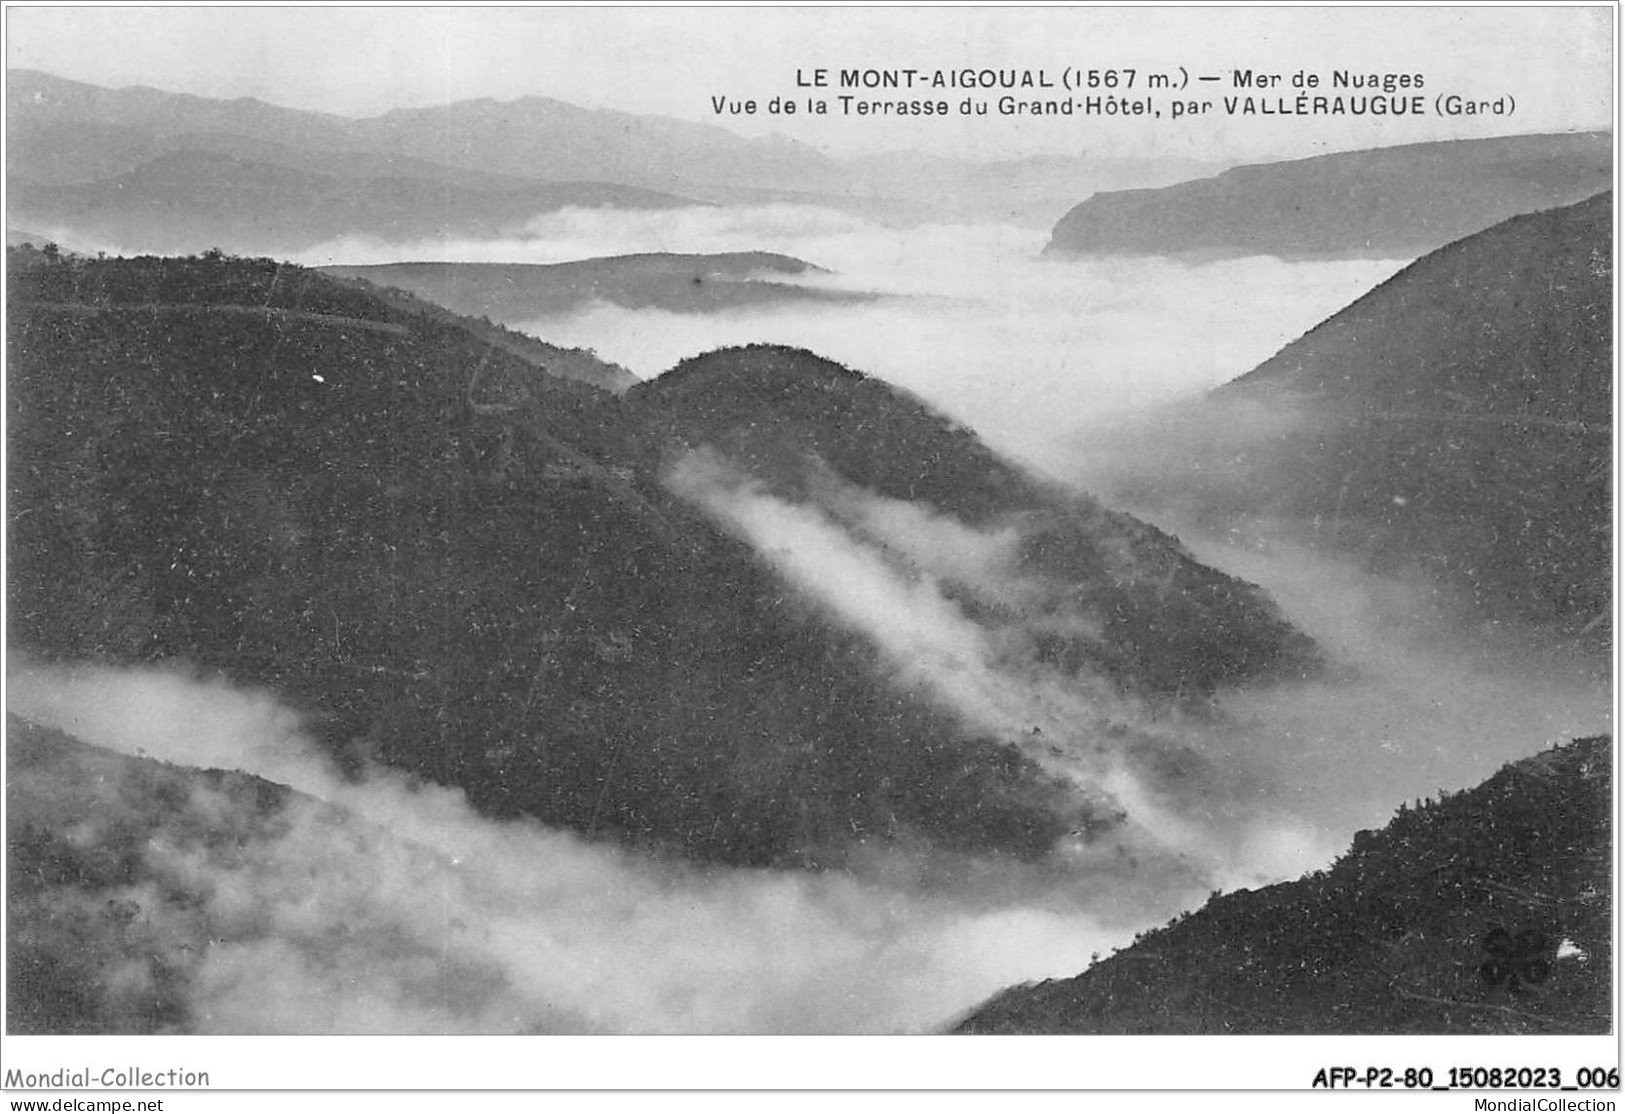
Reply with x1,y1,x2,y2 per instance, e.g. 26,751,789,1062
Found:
640,343,873,395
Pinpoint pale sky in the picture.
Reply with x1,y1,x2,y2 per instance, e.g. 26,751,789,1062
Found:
4,5,1615,161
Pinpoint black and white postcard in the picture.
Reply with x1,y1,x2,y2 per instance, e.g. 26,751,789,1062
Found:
2,3,1616,1103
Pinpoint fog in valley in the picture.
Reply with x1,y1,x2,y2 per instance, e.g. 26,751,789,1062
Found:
506,204,1609,855
318,202,1610,825
16,203,1611,1035
12,657,1162,1034
294,205,1405,475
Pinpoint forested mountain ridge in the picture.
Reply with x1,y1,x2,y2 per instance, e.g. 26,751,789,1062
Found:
1221,191,1612,638
956,736,1612,1034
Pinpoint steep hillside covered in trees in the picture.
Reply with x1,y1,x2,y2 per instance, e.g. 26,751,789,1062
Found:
957,736,1612,1034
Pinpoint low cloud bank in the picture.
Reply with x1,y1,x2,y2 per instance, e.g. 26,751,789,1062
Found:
482,206,1404,474
291,203,1402,476
9,659,1152,1034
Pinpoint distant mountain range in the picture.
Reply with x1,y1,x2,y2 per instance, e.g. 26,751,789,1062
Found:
324,253,870,320
7,67,837,196
7,68,1216,250
956,735,1611,1034
14,70,1612,259
1045,132,1612,260
9,150,701,256
9,250,1315,871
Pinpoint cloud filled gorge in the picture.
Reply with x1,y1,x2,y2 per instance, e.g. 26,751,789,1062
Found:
1136,521,1614,843
9,662,1156,1035
1052,393,1611,844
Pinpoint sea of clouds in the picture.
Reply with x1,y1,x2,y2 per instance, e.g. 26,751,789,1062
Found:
296,203,1404,476
13,202,1609,1036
